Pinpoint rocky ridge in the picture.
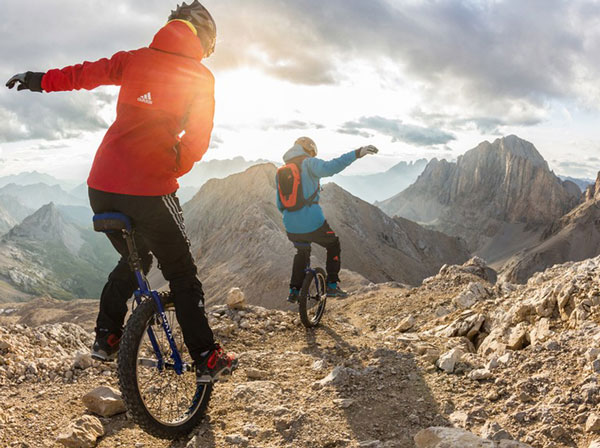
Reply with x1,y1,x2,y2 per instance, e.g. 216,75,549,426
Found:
5,255,600,446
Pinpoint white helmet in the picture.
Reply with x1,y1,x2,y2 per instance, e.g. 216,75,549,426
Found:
295,137,317,157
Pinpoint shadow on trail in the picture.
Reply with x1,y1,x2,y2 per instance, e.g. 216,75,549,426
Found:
99,412,216,448
302,323,449,448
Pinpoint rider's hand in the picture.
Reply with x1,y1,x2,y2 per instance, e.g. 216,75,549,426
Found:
5,72,44,92
355,145,379,158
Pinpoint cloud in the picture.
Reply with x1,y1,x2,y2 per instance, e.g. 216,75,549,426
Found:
261,120,325,131
552,159,600,179
0,91,109,142
339,116,455,146
2,0,599,144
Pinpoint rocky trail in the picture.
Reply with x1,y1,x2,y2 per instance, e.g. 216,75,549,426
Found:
3,256,600,447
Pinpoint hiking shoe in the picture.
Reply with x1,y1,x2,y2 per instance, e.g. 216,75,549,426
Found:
326,282,348,298
91,330,121,362
196,344,238,383
287,288,300,304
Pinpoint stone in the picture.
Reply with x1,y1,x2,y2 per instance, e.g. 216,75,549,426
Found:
56,415,104,448
224,434,249,446
226,287,246,310
469,369,493,380
586,414,600,432
481,421,513,441
333,398,354,409
586,348,600,362
529,318,551,346
82,386,126,418
506,323,529,350
246,368,268,380
436,348,463,373
395,316,415,332
414,427,494,447
73,352,93,370
454,282,489,309
314,366,348,388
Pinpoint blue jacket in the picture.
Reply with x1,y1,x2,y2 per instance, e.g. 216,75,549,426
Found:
276,144,357,234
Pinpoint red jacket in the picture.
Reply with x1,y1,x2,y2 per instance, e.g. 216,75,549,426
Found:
42,21,215,196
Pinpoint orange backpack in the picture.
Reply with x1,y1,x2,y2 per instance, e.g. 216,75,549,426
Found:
277,161,319,211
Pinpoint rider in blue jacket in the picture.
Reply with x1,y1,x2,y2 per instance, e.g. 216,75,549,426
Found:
277,137,378,302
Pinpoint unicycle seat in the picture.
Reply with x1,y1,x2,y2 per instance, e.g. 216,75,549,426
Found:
93,212,133,233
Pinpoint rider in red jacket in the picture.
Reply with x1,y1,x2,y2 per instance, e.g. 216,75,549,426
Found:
6,1,237,381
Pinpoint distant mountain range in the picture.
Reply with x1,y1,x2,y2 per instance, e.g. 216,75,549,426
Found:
558,175,594,192
328,159,428,203
0,183,86,210
1,144,598,303
155,163,469,309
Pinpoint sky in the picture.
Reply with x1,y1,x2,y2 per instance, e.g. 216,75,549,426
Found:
1,0,600,181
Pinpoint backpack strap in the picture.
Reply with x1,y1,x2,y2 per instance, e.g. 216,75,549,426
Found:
294,158,320,207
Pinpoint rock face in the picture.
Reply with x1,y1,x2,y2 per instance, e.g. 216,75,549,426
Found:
172,163,468,308
378,136,580,257
503,171,600,283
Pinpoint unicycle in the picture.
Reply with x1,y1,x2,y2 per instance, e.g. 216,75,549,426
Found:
93,212,211,439
299,263,327,328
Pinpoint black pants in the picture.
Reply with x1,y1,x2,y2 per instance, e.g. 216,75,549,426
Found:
89,188,214,361
287,221,341,289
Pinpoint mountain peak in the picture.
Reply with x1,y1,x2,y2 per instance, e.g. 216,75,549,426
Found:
5,202,83,253
464,135,546,168
497,135,546,166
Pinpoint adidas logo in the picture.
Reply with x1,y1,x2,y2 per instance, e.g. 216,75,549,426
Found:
137,92,153,105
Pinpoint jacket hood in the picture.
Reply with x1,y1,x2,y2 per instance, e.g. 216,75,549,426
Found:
150,21,205,60
283,144,309,163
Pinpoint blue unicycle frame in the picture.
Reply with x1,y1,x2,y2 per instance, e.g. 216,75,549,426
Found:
93,213,186,375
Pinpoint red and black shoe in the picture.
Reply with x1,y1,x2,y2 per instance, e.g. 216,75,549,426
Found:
91,329,121,362
196,344,238,383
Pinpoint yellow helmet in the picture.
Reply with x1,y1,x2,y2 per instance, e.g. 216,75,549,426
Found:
295,137,317,157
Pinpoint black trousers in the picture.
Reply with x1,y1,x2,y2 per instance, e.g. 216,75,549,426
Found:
89,188,214,361
287,221,341,289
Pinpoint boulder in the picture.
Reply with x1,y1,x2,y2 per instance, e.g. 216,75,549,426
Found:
436,348,463,373
56,415,104,448
226,287,246,310
82,386,126,418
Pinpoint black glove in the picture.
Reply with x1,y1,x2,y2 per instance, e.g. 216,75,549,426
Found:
5,72,44,92
355,145,379,158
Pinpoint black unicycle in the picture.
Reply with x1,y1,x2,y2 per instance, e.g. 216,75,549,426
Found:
93,212,211,439
298,264,327,328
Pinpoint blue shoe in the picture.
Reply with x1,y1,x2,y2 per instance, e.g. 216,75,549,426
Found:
287,288,300,303
326,282,348,298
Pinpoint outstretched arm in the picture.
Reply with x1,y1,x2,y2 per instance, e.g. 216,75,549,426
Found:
174,75,216,176
305,151,358,179
41,51,132,92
